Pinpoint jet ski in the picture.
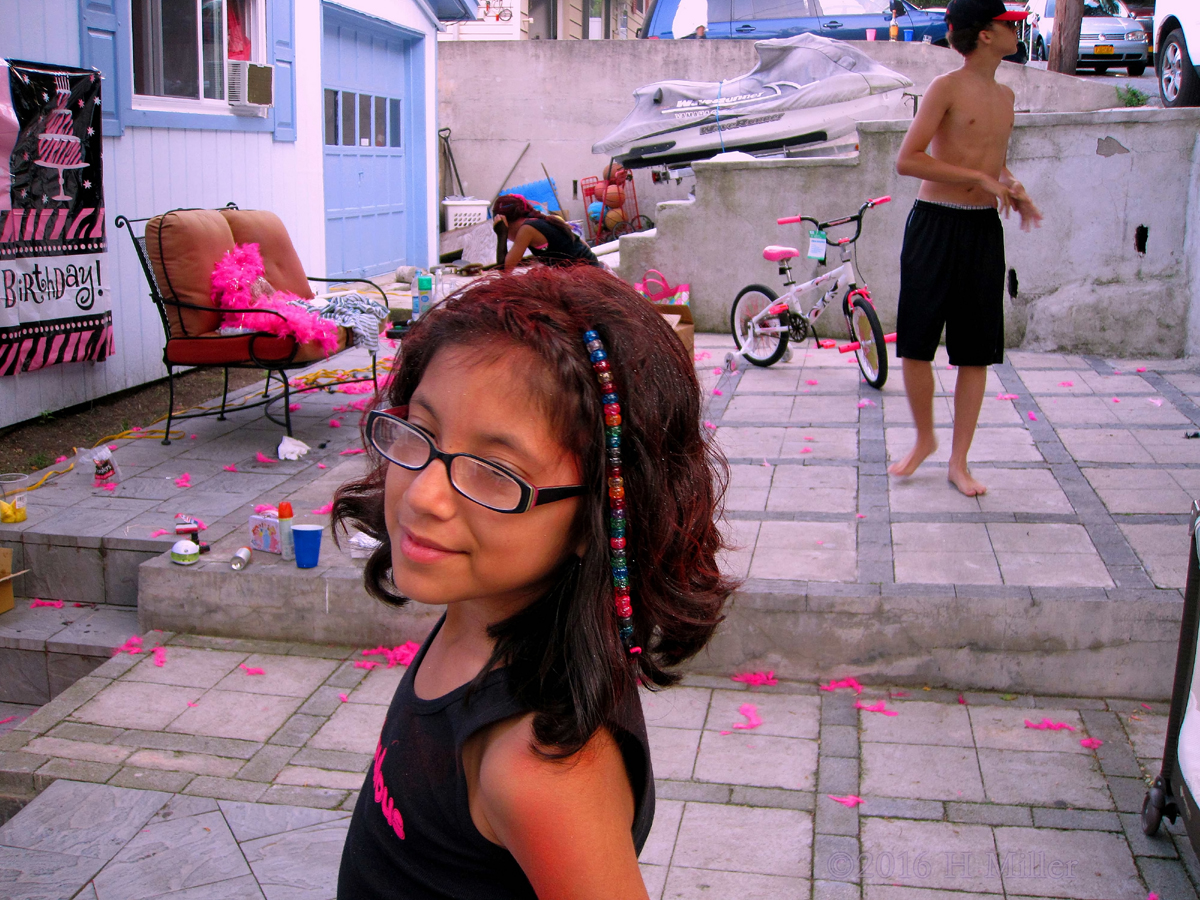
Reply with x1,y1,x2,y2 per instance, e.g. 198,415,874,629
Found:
593,34,914,169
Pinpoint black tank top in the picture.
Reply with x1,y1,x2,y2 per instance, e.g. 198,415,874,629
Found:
337,613,655,899
524,219,602,267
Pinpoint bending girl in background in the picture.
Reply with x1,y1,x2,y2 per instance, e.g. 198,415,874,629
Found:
492,193,601,271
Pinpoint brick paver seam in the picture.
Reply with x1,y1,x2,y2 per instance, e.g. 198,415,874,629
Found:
993,360,1155,591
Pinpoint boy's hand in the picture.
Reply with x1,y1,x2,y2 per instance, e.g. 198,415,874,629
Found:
1008,182,1043,232
978,175,1015,217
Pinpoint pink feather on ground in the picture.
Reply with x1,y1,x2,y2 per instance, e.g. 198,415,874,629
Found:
149,529,171,539
30,599,64,609
722,703,762,732
1023,718,1075,731
1079,737,1103,749
362,641,421,668
113,636,143,656
1137,367,1147,373
255,452,277,464
1111,397,1121,403
854,700,898,716
1148,398,1163,407
1058,381,1074,387
289,403,302,411
694,351,711,361
317,463,328,469
806,379,819,385
958,694,967,705
354,660,379,669
152,647,167,667
108,444,118,451
731,671,777,686
0,715,17,725
101,484,116,492
223,464,239,472
829,795,864,808
339,448,367,455
819,677,864,694
187,702,199,707
996,393,1018,400
713,389,723,396
800,447,813,454
856,399,876,408
54,455,68,463
703,421,716,429
329,419,342,428
1027,411,1038,421
712,367,722,375
339,693,349,702
312,502,334,515
1141,703,1152,710
239,664,266,676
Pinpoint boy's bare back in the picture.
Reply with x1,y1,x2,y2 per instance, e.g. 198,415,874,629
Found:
918,70,1015,207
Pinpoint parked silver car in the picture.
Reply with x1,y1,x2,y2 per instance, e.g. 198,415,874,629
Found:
1027,0,1150,75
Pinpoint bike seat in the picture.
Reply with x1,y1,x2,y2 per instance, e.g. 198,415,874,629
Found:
763,245,800,262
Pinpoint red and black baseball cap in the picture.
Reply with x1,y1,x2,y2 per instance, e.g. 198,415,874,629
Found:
945,0,1030,29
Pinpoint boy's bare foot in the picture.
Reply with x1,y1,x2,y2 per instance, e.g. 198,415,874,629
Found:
888,437,937,477
948,464,987,497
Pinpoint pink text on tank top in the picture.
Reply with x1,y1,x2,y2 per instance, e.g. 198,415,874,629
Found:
374,739,406,840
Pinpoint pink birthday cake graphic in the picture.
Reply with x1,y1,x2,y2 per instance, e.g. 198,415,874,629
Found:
35,74,87,201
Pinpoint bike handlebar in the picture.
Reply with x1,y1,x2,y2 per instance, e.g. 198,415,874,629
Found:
777,196,891,242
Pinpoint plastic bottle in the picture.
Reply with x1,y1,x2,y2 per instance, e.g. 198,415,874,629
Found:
279,501,295,561
889,11,899,41
417,274,433,318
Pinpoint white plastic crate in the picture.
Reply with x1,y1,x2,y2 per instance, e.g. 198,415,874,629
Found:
443,199,490,230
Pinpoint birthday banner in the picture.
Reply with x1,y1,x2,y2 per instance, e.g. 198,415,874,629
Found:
0,59,112,376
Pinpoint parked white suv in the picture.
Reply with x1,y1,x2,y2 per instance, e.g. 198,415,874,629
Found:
1026,0,1150,75
1155,0,1200,106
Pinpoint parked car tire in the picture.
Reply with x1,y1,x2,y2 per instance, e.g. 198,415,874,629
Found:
1159,29,1200,107
1127,62,1146,76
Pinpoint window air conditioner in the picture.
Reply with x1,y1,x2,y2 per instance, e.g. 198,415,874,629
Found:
228,61,274,116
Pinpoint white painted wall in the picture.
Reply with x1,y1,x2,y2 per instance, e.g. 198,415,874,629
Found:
0,0,439,429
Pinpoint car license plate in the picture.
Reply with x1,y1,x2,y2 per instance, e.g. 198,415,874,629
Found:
1094,44,1115,54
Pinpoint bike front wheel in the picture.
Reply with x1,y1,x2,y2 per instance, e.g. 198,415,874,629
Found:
847,295,887,389
731,284,789,367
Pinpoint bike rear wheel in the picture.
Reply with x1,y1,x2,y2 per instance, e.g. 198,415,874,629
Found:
731,284,789,367
847,295,887,389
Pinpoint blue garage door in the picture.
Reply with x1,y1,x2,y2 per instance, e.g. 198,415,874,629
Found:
323,6,414,277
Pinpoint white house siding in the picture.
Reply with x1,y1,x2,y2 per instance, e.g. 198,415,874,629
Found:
0,0,438,429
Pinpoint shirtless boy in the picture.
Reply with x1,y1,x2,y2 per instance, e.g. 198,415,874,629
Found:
888,0,1042,497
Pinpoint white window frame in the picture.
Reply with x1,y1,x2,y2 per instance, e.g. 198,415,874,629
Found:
131,0,267,115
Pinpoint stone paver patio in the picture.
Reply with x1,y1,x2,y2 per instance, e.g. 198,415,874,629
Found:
0,638,1194,899
3,334,1200,897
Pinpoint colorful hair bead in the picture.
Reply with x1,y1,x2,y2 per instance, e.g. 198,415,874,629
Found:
583,328,640,657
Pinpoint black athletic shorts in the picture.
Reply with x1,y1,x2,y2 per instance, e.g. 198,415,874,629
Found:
896,200,1005,367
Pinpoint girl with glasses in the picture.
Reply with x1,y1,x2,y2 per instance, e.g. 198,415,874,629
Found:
332,266,735,899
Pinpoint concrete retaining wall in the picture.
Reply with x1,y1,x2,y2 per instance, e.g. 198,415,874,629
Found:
616,107,1200,358
439,39,1125,224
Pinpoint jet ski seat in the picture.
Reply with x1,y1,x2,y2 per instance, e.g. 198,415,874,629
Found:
763,246,800,262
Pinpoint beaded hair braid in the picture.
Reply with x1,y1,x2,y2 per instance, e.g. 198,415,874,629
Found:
583,329,641,657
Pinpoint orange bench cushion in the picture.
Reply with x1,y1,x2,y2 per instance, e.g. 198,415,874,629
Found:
219,208,315,300
145,210,236,338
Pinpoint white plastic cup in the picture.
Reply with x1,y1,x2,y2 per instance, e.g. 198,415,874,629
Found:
865,29,876,40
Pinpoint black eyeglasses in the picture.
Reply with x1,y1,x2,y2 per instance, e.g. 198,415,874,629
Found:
365,407,586,514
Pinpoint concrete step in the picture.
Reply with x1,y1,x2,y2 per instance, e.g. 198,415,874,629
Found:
0,603,140,706
138,550,1185,699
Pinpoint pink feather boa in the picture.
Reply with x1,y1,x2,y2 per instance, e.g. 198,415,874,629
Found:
211,244,338,354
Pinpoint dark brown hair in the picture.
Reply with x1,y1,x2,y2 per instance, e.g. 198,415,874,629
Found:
332,267,736,757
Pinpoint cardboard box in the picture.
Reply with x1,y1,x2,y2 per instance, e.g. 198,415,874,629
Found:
0,547,26,615
654,302,695,357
